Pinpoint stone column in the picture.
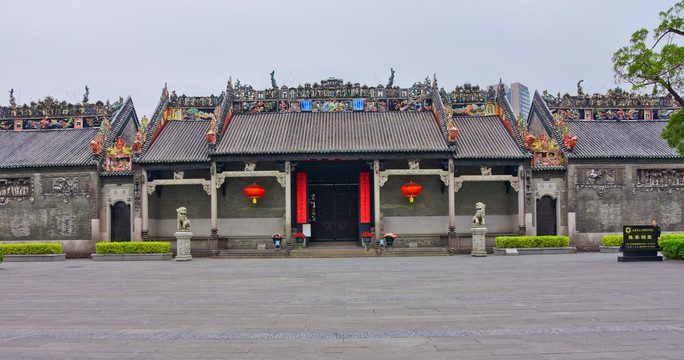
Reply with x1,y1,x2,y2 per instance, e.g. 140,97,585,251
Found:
517,164,525,235
209,162,218,251
471,227,487,257
448,158,456,247
373,160,382,242
175,231,193,261
284,161,292,242
141,171,149,240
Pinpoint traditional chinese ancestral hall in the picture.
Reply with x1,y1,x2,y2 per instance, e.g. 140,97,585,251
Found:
0,74,682,255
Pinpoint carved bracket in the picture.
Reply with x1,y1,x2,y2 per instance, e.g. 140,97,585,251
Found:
378,174,389,187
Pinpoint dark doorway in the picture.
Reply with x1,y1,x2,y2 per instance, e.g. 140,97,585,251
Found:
111,201,131,242
536,195,557,236
308,172,360,242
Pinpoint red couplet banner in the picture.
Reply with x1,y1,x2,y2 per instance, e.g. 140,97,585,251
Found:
359,172,370,223
296,173,307,224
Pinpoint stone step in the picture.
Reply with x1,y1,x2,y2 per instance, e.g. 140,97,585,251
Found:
215,247,450,259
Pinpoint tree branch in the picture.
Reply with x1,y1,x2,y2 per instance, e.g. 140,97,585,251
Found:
652,28,684,49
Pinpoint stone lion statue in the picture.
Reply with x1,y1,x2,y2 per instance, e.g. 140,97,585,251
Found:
472,202,486,227
177,207,191,232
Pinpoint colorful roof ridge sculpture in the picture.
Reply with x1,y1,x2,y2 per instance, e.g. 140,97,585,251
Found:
105,137,134,172
531,133,563,166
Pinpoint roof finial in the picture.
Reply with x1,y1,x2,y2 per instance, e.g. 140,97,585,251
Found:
270,71,277,89
387,68,395,88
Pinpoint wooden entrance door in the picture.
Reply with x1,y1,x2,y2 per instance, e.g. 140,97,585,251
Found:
536,195,556,236
111,201,131,242
310,184,359,241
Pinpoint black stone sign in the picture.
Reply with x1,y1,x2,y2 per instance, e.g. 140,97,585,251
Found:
618,225,663,262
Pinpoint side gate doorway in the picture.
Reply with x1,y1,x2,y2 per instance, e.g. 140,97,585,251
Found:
536,195,557,236
111,201,131,242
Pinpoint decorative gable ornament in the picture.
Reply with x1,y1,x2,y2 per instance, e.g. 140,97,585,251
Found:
531,133,563,166
105,137,133,172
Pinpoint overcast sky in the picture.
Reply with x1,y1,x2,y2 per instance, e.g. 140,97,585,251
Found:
0,0,677,117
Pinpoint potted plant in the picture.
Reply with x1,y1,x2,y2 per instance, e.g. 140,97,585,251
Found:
272,233,283,248
294,232,306,249
384,233,397,248
361,232,374,251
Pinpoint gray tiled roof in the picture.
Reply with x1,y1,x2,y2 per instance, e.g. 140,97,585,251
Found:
140,120,211,163
0,128,99,168
215,112,449,155
452,116,526,159
565,120,681,158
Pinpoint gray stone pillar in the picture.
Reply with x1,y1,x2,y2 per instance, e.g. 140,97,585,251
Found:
284,161,292,242
175,232,193,261
448,158,457,247
470,227,487,257
209,162,218,251
373,160,382,241
517,164,525,235
141,171,149,240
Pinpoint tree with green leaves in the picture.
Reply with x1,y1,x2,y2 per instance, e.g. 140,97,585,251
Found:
612,1,684,154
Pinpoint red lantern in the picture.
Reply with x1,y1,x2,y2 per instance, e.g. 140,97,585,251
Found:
401,181,422,203
244,183,265,204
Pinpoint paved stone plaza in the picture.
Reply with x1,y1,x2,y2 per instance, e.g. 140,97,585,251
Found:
1,253,683,359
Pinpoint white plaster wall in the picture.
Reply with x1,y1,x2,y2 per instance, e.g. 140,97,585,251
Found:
148,218,285,238
219,218,284,236
384,214,519,235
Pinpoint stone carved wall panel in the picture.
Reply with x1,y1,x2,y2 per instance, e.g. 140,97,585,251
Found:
0,177,34,205
575,168,625,197
42,175,92,203
633,168,684,194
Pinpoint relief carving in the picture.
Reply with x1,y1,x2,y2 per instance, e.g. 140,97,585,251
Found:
0,177,34,205
42,176,90,203
575,168,625,197
633,168,684,194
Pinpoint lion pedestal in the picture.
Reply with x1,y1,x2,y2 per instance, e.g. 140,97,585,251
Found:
471,202,487,257
175,207,192,261
470,227,487,257
175,232,193,261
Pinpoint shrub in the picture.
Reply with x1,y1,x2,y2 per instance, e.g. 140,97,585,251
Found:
602,235,623,246
0,251,3,263
95,242,171,254
495,236,570,248
660,238,684,260
0,243,62,255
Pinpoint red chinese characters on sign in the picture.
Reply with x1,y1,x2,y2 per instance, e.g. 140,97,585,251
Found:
296,173,307,224
360,172,370,223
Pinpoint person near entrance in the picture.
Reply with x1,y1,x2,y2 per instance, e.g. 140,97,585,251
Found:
652,220,661,243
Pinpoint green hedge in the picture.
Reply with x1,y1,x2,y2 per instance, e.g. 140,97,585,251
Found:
495,236,570,248
0,251,3,263
601,234,684,247
0,243,62,255
602,235,623,246
660,238,684,260
95,242,170,254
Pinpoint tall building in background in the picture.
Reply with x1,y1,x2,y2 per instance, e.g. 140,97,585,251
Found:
508,82,530,119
